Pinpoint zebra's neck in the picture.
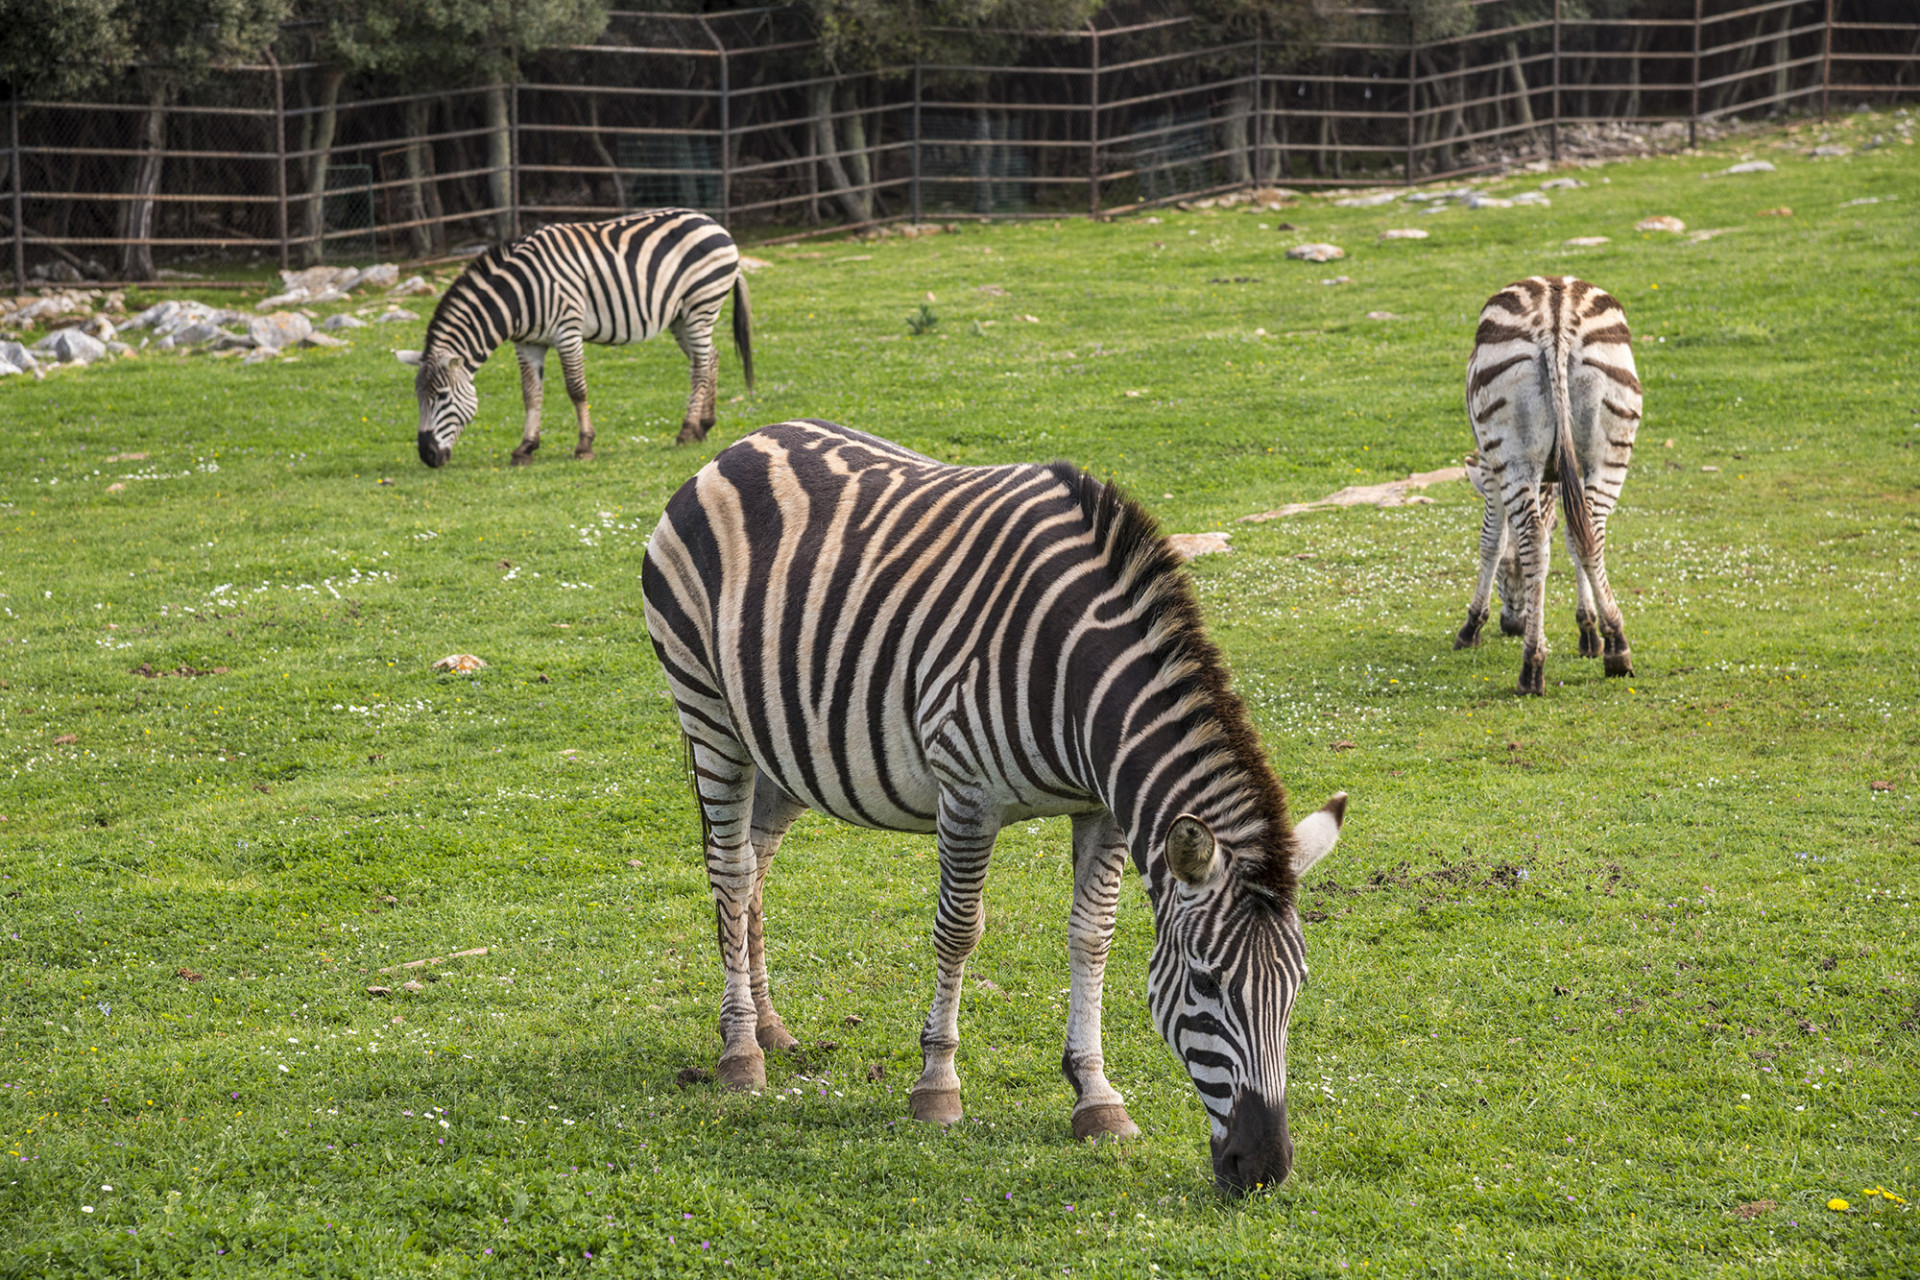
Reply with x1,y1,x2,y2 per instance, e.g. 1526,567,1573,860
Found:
1062,476,1295,900
422,251,517,366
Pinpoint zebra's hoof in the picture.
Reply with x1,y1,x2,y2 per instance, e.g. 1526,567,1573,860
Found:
674,423,707,446
1453,626,1483,651
1072,1104,1141,1143
908,1086,963,1126
715,1048,765,1092
510,451,535,467
756,1020,799,1053
575,449,596,462
1604,651,1634,678
1578,629,1603,658
1517,658,1545,697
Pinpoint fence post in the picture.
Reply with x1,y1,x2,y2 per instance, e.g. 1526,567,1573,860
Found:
268,51,289,272
1690,0,1702,147
1087,22,1100,217
698,17,730,224
9,93,24,290
1551,0,1562,163
510,79,521,239
1820,0,1833,122
1251,24,1264,185
911,63,923,224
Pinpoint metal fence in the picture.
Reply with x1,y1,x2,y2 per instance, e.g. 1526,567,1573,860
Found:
6,0,1917,284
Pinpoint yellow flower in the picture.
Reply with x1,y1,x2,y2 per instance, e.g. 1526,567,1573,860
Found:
1828,1198,1849,1212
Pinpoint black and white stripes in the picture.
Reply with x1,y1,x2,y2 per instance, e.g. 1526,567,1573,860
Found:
402,208,752,467
1456,275,1641,694
642,420,1345,1193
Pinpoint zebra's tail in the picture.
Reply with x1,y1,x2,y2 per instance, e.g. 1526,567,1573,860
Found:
1550,334,1597,562
732,273,754,392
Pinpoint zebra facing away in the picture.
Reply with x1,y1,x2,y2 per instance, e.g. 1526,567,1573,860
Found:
397,209,752,467
642,420,1348,1193
1456,275,1642,695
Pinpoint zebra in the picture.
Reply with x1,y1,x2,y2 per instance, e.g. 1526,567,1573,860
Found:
642,419,1348,1193
396,209,753,468
1455,276,1641,695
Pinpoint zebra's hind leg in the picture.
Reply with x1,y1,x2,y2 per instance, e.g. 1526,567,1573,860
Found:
511,342,548,466
670,312,720,445
1571,488,1633,677
686,731,767,1091
1063,811,1141,1144
1509,482,1555,696
745,775,808,1054
1456,489,1506,649
555,335,595,461
1565,521,1603,658
911,785,999,1126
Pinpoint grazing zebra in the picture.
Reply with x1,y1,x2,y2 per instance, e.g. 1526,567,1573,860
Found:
642,420,1348,1193
397,209,753,468
1455,276,1641,695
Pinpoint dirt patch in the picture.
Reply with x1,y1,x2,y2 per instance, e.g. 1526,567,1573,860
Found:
1240,467,1466,522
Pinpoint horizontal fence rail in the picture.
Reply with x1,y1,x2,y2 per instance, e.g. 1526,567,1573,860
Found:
5,0,1917,284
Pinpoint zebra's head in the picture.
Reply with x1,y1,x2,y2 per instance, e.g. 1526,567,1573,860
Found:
1150,793,1346,1195
397,349,477,468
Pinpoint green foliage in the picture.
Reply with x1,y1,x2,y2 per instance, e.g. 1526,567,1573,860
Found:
907,302,940,335
115,0,290,85
0,0,128,97
328,0,610,83
0,112,1916,1276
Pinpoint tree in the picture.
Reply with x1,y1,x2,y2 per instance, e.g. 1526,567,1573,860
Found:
113,0,290,279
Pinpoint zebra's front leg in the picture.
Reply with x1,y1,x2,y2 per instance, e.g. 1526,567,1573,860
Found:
1064,811,1141,1143
1456,492,1506,650
511,344,548,466
1509,483,1555,696
688,733,765,1090
670,315,719,445
746,775,809,1054
556,336,595,461
911,786,999,1126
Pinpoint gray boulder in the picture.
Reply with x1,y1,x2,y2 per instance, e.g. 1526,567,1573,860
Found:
320,313,368,332
0,340,37,371
301,331,350,349
248,311,313,351
168,322,226,349
374,308,419,324
37,328,109,364
0,357,21,376
241,346,278,365
340,263,399,292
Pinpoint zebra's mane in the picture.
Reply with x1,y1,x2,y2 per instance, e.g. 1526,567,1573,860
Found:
420,239,521,363
1061,465,1298,905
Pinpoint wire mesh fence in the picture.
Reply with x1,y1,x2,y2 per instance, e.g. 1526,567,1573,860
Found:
6,0,1917,284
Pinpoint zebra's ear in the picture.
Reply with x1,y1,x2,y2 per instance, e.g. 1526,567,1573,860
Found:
1165,814,1221,887
395,349,423,366
1290,792,1347,879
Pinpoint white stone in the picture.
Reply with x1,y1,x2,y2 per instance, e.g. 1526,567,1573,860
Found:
0,340,38,371
301,331,349,349
1810,144,1850,158
37,328,108,363
0,358,20,376
248,311,313,350
320,313,368,332
1564,236,1611,247
1332,191,1400,208
1635,215,1686,233
340,263,400,292
1166,532,1231,560
374,308,419,324
1540,177,1586,190
387,276,435,298
1378,228,1429,240
1287,243,1345,262
1511,192,1551,206
241,347,278,365
1465,192,1514,209
1717,160,1776,175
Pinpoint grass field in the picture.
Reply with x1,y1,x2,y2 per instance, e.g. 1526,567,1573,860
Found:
2,109,1917,1278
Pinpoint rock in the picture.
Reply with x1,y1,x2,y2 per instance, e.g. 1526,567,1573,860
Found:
1511,192,1551,206
374,308,418,324
433,654,487,673
401,980,425,993
301,331,349,349
320,313,368,331
1321,275,1352,285
106,341,133,358
387,275,435,298
736,255,772,272
279,265,355,294
154,267,209,281
0,340,37,371
241,347,278,365
1366,310,1398,320
1715,160,1776,176
1809,144,1849,158
1332,191,1400,208
0,358,20,376
1840,195,1890,207
1635,215,1686,233
120,301,180,331
1757,207,1793,217
38,328,108,364
1287,243,1345,263
248,311,312,350
1240,466,1467,522
339,263,399,292
255,291,306,310
366,986,393,998
1465,192,1513,209
1564,236,1611,247
1166,532,1232,559
1378,228,1428,240
1540,177,1586,190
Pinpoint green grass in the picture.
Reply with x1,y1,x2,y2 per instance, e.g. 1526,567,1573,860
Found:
2,110,1917,1277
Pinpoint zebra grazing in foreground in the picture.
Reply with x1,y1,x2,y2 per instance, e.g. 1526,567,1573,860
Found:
642,420,1347,1194
1456,275,1642,695
398,209,752,467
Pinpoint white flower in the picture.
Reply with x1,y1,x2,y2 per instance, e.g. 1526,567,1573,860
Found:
82,1206,94,1213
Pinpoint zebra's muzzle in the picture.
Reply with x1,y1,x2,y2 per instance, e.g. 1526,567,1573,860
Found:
418,432,449,468
1211,1090,1291,1194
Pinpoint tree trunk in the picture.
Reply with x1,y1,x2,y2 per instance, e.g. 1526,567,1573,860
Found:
811,81,868,224
1769,3,1793,113
584,92,621,209
485,85,512,240
120,74,171,281
1624,26,1648,120
844,89,874,220
300,67,347,265
403,97,441,257
1507,40,1537,145
1222,84,1252,185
